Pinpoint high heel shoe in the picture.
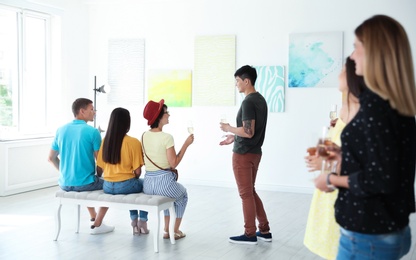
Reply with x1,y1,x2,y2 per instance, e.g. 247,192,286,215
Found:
137,220,149,234
131,219,140,235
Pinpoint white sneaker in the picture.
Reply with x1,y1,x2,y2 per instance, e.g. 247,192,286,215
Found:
90,223,115,235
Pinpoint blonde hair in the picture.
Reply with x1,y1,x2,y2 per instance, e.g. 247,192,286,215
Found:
355,15,416,116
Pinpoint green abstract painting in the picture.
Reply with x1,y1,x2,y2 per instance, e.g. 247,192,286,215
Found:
148,70,192,107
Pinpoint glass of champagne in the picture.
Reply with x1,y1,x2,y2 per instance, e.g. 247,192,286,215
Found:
330,104,337,127
187,121,194,134
220,114,227,138
330,104,337,120
220,114,227,124
318,126,332,175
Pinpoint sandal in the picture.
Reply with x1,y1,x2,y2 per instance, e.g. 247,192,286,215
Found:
174,231,186,240
163,230,186,240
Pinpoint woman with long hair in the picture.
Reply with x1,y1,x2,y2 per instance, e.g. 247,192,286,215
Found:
97,107,149,235
304,57,364,259
315,15,416,259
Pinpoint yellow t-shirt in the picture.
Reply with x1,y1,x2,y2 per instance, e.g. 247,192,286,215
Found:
97,135,144,182
141,131,174,171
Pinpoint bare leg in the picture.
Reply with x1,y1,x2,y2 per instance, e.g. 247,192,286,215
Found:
164,215,170,233
87,207,97,220
164,216,183,233
92,207,109,227
164,216,185,239
174,218,182,233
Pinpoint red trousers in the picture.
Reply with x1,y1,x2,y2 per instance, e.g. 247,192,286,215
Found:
232,152,270,237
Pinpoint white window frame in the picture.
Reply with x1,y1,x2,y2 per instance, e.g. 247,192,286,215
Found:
0,4,54,140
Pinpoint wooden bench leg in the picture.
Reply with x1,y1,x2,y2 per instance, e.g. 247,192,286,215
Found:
54,201,62,241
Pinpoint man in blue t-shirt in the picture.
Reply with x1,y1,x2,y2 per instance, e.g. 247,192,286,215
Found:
220,65,272,245
48,98,114,235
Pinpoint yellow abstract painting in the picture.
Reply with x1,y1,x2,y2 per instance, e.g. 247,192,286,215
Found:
148,70,192,107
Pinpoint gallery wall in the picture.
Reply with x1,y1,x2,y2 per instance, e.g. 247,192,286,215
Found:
84,0,416,193
1,0,415,194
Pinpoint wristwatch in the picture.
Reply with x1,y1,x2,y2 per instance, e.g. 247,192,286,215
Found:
326,172,337,191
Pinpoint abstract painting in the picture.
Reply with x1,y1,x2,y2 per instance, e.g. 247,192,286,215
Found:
289,32,343,88
147,70,192,107
193,35,236,106
239,66,285,112
108,38,145,104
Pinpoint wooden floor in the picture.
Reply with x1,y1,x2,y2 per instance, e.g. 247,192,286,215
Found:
1,184,416,260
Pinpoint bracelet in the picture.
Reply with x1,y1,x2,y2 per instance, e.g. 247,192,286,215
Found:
326,172,337,190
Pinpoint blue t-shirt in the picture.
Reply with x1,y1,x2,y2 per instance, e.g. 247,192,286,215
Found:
51,120,102,186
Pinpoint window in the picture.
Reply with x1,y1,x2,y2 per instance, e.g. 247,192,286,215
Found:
0,5,53,140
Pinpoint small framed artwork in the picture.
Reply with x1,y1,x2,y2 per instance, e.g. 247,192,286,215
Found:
239,66,285,112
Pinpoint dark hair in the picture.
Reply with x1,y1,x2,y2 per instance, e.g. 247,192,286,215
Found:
345,56,365,99
150,104,167,129
234,65,257,86
102,107,131,164
72,98,93,117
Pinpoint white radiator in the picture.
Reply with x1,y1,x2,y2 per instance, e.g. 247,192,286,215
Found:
0,138,58,196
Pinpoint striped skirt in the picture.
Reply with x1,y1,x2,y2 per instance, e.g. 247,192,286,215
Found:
143,170,188,218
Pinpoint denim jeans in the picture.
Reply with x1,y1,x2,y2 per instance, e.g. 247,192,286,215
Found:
60,175,103,191
337,226,411,260
103,177,148,221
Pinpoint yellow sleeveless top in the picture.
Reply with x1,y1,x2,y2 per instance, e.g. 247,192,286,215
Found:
304,118,346,260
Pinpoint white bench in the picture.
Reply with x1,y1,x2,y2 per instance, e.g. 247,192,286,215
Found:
54,189,176,253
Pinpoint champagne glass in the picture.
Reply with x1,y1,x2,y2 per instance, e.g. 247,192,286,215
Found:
329,104,337,120
187,121,194,134
220,114,227,124
306,133,318,156
329,104,337,127
220,114,228,138
317,126,332,175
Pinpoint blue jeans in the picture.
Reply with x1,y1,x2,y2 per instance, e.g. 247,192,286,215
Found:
60,175,103,191
337,226,411,260
103,178,148,221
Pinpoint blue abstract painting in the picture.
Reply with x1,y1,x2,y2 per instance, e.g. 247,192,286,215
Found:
289,32,343,88
239,66,285,112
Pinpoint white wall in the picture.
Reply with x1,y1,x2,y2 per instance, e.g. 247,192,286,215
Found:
85,0,416,193
2,0,416,194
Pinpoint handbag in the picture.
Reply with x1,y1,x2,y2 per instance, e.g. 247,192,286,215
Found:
142,133,178,181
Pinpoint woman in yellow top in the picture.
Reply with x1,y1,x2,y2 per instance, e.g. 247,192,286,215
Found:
97,107,149,235
303,57,364,259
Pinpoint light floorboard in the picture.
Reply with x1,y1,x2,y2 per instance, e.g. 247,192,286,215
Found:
0,185,415,259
